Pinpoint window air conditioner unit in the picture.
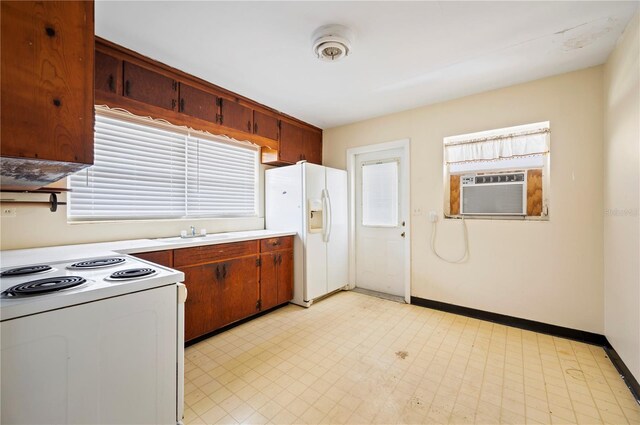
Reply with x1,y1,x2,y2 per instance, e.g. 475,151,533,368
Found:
460,172,527,215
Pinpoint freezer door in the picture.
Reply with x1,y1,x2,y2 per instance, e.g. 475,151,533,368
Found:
304,163,328,301
326,167,349,293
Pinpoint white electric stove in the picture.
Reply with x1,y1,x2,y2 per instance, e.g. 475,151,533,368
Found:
0,255,187,425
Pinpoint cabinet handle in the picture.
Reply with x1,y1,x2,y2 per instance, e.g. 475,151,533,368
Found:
278,254,282,265
222,264,227,279
247,121,251,132
254,122,258,133
273,255,278,265
171,99,177,110
180,98,185,112
172,80,177,91
108,74,115,92
215,265,221,280
125,80,131,96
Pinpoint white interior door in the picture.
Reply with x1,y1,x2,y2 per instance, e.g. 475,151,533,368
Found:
355,149,406,296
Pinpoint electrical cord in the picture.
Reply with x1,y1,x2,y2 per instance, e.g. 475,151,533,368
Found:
430,216,469,263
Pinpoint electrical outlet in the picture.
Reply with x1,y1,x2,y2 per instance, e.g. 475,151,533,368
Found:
428,211,438,223
412,207,423,216
1,207,16,218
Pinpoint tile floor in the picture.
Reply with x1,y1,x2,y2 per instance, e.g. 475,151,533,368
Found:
183,291,640,424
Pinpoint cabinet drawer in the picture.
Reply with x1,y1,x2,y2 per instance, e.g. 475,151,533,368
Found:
260,236,293,253
132,250,173,268
174,240,258,267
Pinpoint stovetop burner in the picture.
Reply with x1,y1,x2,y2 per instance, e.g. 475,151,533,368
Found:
2,276,87,297
1,265,53,277
68,258,126,270
107,268,156,281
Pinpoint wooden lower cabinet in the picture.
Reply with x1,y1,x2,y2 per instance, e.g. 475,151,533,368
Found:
181,263,223,341
136,236,294,343
260,249,293,310
220,256,260,324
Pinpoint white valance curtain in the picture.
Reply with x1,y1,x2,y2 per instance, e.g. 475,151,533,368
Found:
444,127,550,164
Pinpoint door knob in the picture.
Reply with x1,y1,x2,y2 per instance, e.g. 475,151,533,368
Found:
401,232,406,238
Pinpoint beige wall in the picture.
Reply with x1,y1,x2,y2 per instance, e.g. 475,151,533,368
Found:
324,67,605,333
604,13,640,380
0,167,269,250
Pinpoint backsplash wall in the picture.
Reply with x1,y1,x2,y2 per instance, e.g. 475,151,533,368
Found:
0,167,268,250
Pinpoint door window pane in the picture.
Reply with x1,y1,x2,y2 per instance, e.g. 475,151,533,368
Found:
362,160,399,226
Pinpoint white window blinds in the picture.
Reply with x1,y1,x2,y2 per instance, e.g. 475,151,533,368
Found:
186,137,258,217
69,111,258,220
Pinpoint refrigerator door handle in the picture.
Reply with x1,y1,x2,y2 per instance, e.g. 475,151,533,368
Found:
321,189,329,242
325,189,333,243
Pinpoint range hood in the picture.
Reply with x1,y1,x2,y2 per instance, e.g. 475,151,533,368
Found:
0,157,89,191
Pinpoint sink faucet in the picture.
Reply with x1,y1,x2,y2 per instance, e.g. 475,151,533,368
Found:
190,225,196,237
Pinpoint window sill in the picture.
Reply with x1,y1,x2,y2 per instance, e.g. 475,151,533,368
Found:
444,214,549,221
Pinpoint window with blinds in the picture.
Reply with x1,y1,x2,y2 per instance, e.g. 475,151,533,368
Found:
69,112,258,220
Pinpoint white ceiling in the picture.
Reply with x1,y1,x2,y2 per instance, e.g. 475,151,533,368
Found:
95,1,638,129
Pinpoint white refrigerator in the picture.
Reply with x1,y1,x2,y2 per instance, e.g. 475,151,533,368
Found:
265,162,348,307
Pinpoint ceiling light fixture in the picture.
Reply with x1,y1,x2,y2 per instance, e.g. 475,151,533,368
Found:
312,24,353,62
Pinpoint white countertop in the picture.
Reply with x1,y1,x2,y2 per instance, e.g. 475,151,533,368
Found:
0,229,297,268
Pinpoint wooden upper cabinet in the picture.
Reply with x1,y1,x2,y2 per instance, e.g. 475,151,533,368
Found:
123,61,177,111
95,50,121,95
279,121,305,164
219,98,253,133
303,129,322,165
178,83,217,122
253,110,279,141
1,0,94,165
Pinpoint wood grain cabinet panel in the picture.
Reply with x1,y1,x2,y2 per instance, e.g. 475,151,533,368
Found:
303,129,322,165
95,50,121,95
279,121,306,164
173,240,258,267
1,0,94,165
260,253,279,311
123,61,177,111
131,250,173,268
260,237,293,253
220,256,260,324
219,98,253,133
253,110,279,141
277,249,294,304
179,83,217,122
180,264,224,341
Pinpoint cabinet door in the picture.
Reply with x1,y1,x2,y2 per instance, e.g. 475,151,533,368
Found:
95,50,121,94
220,256,259,325
219,98,253,133
179,83,217,122
123,61,177,111
253,110,279,141
303,129,322,165
180,264,222,342
1,1,94,164
279,121,305,164
260,253,279,311
277,250,294,304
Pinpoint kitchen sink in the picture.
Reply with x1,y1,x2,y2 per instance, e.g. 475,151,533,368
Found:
154,233,236,243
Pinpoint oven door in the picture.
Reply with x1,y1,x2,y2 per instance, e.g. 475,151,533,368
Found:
1,285,178,425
